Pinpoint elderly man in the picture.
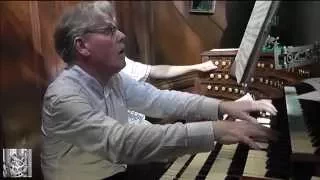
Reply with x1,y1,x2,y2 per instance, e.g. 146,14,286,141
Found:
41,1,277,180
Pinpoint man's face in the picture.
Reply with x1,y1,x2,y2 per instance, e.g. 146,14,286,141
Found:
80,17,126,76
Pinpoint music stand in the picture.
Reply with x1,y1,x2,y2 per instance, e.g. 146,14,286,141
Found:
230,1,281,85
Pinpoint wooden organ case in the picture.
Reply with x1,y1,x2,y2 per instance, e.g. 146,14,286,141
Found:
151,47,320,179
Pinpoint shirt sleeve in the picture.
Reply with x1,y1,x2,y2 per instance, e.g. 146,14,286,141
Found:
42,90,215,165
120,72,221,122
121,57,151,82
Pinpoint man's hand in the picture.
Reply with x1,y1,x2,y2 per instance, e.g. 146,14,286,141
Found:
218,99,277,123
212,120,277,149
194,61,217,72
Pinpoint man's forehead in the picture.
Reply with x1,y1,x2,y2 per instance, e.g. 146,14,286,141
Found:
103,16,118,27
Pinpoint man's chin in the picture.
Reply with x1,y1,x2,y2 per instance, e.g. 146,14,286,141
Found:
114,64,126,74
119,58,126,69
119,53,125,61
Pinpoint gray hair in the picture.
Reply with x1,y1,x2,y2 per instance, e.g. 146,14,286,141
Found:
54,1,116,64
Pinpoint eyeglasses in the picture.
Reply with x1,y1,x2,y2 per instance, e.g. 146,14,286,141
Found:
71,24,119,51
84,24,118,36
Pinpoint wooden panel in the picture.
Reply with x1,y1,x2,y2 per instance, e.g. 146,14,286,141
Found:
114,1,155,64
115,1,238,66
0,2,80,179
38,1,79,79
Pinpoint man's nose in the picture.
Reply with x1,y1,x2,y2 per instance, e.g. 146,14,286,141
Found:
116,30,126,42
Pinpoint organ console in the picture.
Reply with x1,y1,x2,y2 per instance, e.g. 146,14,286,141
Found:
151,47,320,179
151,48,320,179
150,32,320,180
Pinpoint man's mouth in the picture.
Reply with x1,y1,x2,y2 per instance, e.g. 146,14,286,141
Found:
119,49,124,54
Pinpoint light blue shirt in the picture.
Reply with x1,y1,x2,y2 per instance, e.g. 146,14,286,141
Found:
41,65,220,180
121,57,151,125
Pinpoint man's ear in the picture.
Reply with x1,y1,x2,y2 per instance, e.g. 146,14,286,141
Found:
74,37,90,56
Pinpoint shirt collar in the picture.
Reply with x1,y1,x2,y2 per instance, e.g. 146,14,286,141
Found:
66,65,123,99
68,65,105,97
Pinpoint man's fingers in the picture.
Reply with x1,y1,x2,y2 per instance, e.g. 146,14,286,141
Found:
254,102,276,115
257,125,278,142
259,99,272,104
251,137,269,143
206,60,218,69
250,124,278,142
198,61,218,72
255,100,278,115
238,113,258,124
241,136,260,150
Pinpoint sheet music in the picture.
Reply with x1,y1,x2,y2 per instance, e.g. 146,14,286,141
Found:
230,1,280,84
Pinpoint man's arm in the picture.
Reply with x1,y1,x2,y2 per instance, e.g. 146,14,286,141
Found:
121,57,151,82
121,72,221,122
122,57,217,81
149,61,217,79
121,73,277,123
42,91,215,164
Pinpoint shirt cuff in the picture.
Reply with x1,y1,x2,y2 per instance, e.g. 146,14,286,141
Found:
143,65,151,81
199,97,222,121
186,121,215,152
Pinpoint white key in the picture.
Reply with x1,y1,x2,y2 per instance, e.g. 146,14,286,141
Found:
257,117,271,124
262,124,271,128
160,154,192,180
206,144,238,179
179,152,211,179
256,142,268,150
243,150,267,178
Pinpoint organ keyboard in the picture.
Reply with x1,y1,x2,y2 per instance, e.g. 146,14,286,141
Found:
285,82,320,179
160,98,291,180
157,82,320,179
